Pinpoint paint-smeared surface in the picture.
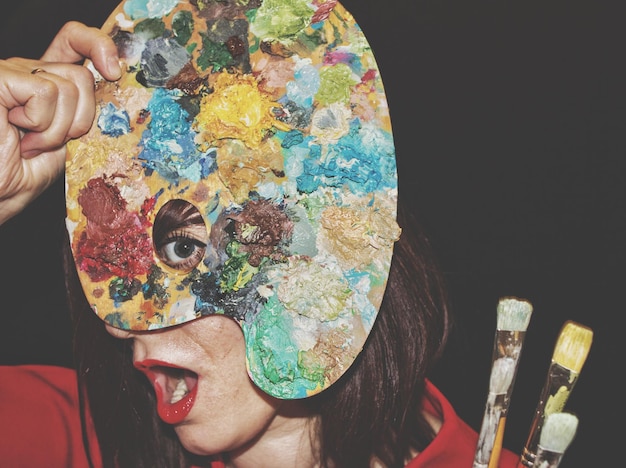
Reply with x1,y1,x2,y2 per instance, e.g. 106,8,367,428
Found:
66,0,399,399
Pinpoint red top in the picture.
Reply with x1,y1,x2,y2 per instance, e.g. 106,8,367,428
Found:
406,380,518,467
0,364,100,468
0,365,518,467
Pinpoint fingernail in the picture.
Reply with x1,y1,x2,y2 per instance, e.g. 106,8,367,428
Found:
107,56,122,79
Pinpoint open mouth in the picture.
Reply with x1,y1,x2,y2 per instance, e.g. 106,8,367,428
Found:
134,361,199,424
151,365,198,404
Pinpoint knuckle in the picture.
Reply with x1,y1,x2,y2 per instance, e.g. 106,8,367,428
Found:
70,118,94,139
61,21,83,37
51,76,80,102
34,80,59,101
75,66,96,87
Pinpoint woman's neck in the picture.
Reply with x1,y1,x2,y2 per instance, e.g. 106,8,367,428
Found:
224,403,321,468
222,403,442,467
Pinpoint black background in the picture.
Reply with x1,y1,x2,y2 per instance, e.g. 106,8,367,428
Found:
1,1,623,466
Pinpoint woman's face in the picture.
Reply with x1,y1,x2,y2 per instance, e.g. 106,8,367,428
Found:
106,315,310,456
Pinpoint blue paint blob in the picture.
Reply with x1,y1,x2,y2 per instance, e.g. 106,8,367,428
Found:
139,88,215,183
296,120,396,195
98,102,131,137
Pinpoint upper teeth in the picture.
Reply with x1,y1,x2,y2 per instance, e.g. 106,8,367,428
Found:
171,379,189,404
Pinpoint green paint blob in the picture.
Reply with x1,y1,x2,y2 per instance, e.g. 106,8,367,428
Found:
220,242,259,293
316,63,356,105
144,265,169,308
134,17,166,39
251,0,314,41
298,349,325,383
197,34,235,71
172,10,194,46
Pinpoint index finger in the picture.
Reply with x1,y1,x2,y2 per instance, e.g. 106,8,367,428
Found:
40,21,121,82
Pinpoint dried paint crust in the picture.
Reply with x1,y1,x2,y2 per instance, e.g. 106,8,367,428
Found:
66,0,399,398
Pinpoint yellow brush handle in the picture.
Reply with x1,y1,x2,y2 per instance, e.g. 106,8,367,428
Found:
488,417,506,468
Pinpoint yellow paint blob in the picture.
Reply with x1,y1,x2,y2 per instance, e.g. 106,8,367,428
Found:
194,72,289,149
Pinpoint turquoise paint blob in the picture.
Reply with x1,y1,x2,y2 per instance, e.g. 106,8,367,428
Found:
103,311,130,329
344,269,377,330
295,121,396,195
244,294,322,399
124,0,179,20
139,88,215,183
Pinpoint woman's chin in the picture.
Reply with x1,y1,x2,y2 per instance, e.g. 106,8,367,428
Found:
174,425,222,457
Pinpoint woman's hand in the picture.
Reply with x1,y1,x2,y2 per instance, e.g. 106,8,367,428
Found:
0,21,121,226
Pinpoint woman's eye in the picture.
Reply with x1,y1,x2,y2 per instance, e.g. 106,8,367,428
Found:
153,199,209,272
159,236,207,271
168,239,197,259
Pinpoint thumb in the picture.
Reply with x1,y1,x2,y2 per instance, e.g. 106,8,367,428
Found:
40,21,121,81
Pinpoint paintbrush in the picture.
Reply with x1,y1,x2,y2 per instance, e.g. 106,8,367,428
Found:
486,297,534,468
473,297,534,468
532,412,579,468
517,320,593,467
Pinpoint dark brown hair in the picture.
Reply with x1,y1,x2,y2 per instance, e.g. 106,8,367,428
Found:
65,200,450,468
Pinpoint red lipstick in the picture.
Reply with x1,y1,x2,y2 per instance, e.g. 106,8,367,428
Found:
134,359,199,425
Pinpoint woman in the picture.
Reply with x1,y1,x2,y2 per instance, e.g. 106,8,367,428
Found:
62,1,520,467
2,1,521,467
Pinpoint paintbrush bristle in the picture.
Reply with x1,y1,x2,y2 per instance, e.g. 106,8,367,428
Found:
552,321,593,372
538,412,579,453
497,297,533,331
489,356,516,394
